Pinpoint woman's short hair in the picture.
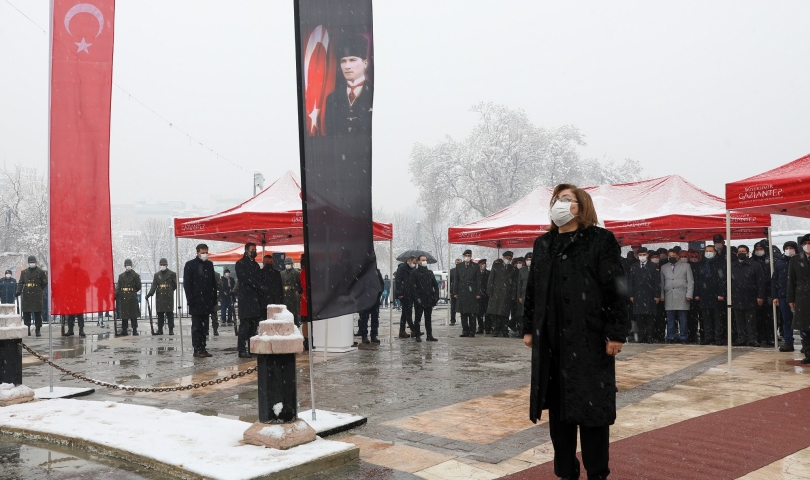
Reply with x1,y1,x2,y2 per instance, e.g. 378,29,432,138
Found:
549,183,599,231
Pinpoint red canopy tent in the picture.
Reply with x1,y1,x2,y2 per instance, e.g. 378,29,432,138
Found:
449,175,771,249
173,170,393,244
208,244,304,263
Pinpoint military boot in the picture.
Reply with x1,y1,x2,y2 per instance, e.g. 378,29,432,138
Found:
79,328,86,338
157,318,164,335
213,327,219,336
35,328,41,337
132,329,139,336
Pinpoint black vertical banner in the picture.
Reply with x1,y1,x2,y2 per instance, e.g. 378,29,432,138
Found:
294,0,381,320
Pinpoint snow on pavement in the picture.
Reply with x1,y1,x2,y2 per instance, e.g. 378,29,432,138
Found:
297,409,365,434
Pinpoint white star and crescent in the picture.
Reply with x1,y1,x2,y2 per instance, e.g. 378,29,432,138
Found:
64,3,105,54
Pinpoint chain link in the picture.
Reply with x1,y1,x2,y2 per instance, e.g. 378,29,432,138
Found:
21,343,257,393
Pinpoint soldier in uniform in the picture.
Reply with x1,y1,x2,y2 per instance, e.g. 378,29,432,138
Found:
16,256,47,336
475,259,489,334
220,268,236,326
0,269,16,305
514,256,530,338
452,249,482,337
280,257,301,325
488,252,517,338
324,35,373,136
146,258,177,335
116,258,142,336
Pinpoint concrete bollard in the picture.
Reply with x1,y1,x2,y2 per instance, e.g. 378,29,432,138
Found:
0,303,35,407
243,305,316,450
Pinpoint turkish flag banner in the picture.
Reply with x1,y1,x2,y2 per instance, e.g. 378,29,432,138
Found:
49,0,116,315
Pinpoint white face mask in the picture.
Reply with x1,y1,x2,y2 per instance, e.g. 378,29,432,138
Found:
463,256,471,263
526,260,531,267
516,264,523,270
651,257,660,264
4,274,10,279
160,266,167,271
199,253,208,262
785,249,796,257
125,266,133,271
285,264,292,270
550,199,576,227
503,259,511,265
28,263,36,268
225,272,231,277
704,252,716,259
638,255,648,263
803,245,810,254
754,250,765,257
410,263,417,269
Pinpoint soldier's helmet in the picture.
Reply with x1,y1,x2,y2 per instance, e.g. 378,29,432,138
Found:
124,259,133,267
27,255,37,263
159,258,168,266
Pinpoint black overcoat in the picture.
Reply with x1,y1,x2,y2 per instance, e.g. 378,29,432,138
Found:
324,83,373,136
409,266,439,308
147,269,177,313
695,257,726,310
16,267,47,313
260,266,285,311
627,261,659,315
487,262,517,317
394,263,412,301
115,270,141,319
182,257,218,316
730,259,766,310
453,262,482,314
523,226,629,427
235,255,263,319
787,252,810,331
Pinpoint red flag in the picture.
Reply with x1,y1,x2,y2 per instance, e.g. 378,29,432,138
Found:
303,25,335,136
49,0,116,315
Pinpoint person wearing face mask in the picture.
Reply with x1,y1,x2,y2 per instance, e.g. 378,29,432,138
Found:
395,256,418,338
513,257,530,338
381,274,390,308
476,259,490,334
751,241,775,346
685,250,703,343
449,258,462,326
408,256,439,342
730,245,766,347
695,245,727,345
649,249,667,343
787,234,810,364
16,256,47,337
146,258,177,335
219,268,236,328
627,247,660,343
280,258,301,329
661,249,694,344
523,184,628,480
0,269,16,306
713,234,727,261
452,249,482,338
235,243,263,358
487,252,517,338
183,244,218,357
115,258,142,337
773,241,797,351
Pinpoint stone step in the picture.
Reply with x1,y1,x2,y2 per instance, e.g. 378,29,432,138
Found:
0,304,16,316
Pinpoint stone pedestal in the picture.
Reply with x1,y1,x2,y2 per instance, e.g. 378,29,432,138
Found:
243,305,315,450
0,303,34,407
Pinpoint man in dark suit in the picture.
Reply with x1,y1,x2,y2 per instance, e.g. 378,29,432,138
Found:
324,35,373,136
183,244,218,358
235,243,262,358
628,247,660,343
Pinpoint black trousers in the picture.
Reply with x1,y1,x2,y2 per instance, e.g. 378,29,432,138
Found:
460,313,476,334
450,296,457,324
492,314,509,334
414,305,433,336
238,317,259,354
756,303,774,343
191,315,208,352
802,330,810,359
121,318,138,333
399,299,415,331
634,314,655,343
700,308,725,344
734,308,758,344
688,301,700,342
66,314,84,333
204,309,219,333
22,312,42,331
476,313,488,332
157,312,174,333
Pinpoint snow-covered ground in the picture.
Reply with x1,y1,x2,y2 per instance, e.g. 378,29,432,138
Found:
298,409,366,434
0,399,356,480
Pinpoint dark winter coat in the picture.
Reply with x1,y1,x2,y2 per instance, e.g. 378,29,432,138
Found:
787,252,810,331
235,255,263,319
487,262,516,317
627,261,660,315
523,226,629,427
16,267,47,313
771,255,790,299
752,255,772,298
478,268,490,314
182,257,218,316
516,266,530,317
695,257,726,310
394,263,413,301
452,261,482,314
0,277,17,305
219,275,236,302
730,259,766,310
280,268,300,317
147,269,177,313
260,265,285,312
409,265,439,308
115,270,141,319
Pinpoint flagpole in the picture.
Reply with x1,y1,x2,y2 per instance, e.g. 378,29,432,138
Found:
47,0,55,393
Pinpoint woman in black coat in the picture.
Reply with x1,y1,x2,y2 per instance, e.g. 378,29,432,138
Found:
523,184,629,480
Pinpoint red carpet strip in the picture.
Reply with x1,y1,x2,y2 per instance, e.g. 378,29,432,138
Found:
501,386,810,480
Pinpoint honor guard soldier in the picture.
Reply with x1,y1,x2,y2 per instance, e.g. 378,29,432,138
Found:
280,257,301,326
116,258,142,336
146,258,177,335
16,256,47,337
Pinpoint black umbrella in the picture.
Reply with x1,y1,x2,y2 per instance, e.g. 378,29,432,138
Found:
396,250,438,264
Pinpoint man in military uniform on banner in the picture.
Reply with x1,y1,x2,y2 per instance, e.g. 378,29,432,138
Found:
116,258,142,336
146,258,177,335
325,34,373,136
16,255,47,337
280,257,301,326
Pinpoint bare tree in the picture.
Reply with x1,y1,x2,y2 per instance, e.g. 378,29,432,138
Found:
0,164,48,273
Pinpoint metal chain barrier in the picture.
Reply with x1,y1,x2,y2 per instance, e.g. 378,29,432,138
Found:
21,343,257,393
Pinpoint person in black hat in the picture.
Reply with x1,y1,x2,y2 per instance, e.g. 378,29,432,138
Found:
16,255,47,336
147,258,177,335
731,245,766,346
713,234,727,260
476,259,490,334
116,258,142,336
514,256,530,337
409,256,439,342
787,234,810,363
488,251,517,338
324,34,373,136
627,247,660,343
752,241,774,346
0,269,16,305
695,245,727,345
773,241,798,351
451,249,482,337
184,244,218,357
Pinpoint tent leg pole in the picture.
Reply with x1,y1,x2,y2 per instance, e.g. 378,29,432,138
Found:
448,245,452,335
726,211,732,373
175,236,184,357
389,240,393,345
308,320,316,421
768,227,778,352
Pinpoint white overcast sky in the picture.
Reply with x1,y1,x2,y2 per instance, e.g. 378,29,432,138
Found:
1,0,809,213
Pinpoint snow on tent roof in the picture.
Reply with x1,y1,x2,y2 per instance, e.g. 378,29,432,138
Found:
726,152,810,218
449,175,771,248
